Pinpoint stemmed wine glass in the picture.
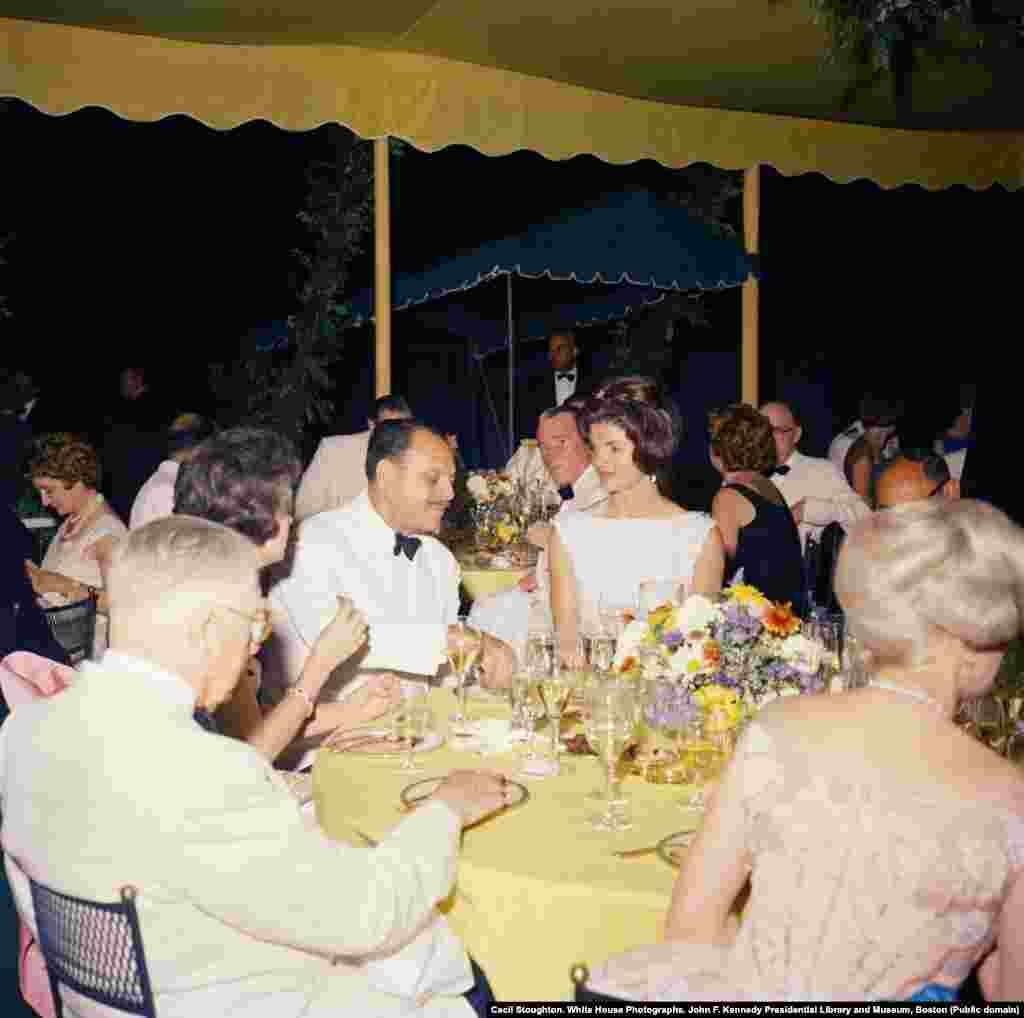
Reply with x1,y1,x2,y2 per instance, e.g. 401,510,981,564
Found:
448,616,482,735
393,689,432,773
804,618,842,693
582,679,638,831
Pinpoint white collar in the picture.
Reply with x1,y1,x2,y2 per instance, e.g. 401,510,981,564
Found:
353,489,403,548
572,464,597,495
94,650,197,711
784,449,807,469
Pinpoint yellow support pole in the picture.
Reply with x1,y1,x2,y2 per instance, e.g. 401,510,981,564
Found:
741,165,760,407
374,137,392,398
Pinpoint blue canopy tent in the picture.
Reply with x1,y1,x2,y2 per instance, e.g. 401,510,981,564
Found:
350,190,753,462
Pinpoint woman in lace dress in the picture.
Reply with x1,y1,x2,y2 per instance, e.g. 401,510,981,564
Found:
550,391,725,662
24,433,127,657
589,499,1024,1002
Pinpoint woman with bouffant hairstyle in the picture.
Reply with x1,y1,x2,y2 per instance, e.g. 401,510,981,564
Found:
587,499,1024,1003
708,403,804,613
548,382,725,663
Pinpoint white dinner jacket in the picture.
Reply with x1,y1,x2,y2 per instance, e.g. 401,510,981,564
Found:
269,491,460,702
0,653,472,1018
772,448,870,548
295,430,371,521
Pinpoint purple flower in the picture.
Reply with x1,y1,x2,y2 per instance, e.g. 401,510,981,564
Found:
644,683,699,730
663,629,684,649
722,604,761,643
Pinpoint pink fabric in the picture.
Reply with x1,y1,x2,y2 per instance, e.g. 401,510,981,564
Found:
1,652,70,1018
129,459,179,530
0,652,74,709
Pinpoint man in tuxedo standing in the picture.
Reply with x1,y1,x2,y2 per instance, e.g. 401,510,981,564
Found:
516,330,589,444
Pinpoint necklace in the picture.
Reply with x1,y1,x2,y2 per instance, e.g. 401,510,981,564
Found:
869,676,949,718
62,492,105,542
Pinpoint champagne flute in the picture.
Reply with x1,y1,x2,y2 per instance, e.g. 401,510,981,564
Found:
582,680,637,831
537,666,577,773
582,628,617,673
516,671,553,778
394,691,431,773
524,625,556,677
448,617,482,735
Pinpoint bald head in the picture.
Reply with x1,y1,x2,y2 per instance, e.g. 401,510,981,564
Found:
760,401,801,466
874,455,959,510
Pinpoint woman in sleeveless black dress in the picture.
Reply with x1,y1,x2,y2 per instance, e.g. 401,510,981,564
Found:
708,405,805,615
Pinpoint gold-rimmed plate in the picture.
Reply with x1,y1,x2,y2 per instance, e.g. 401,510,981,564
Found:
656,830,697,867
400,775,530,811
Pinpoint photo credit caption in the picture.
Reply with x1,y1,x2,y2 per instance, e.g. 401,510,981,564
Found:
488,1006,1024,1018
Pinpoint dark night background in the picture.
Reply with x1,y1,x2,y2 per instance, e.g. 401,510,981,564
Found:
1,98,1015,471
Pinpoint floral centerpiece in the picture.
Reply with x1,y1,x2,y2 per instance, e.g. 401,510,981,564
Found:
463,470,536,566
616,584,819,703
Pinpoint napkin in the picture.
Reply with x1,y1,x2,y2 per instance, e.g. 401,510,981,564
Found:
458,717,515,755
360,910,473,1004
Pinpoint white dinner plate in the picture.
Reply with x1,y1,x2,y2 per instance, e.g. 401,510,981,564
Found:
400,775,529,811
656,830,696,867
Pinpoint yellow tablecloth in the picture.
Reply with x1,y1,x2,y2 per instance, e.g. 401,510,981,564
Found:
313,689,697,1001
459,567,528,602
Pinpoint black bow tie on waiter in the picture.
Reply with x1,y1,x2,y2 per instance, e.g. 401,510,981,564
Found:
556,371,575,381
558,485,574,501
394,532,422,561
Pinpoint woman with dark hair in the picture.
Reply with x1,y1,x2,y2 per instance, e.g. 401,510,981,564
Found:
173,427,399,764
708,405,804,613
549,392,725,661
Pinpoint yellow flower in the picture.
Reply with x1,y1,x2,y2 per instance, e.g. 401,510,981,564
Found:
694,684,743,729
494,520,520,543
647,604,676,630
725,584,771,610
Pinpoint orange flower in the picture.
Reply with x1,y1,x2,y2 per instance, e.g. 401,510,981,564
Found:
763,602,800,637
702,640,722,667
623,609,636,625
619,656,638,674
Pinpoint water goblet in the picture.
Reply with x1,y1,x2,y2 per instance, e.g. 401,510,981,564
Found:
582,680,638,831
516,671,555,778
524,625,556,677
804,618,842,693
447,617,482,735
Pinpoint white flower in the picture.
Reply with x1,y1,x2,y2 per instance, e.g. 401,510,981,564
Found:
667,641,708,678
467,474,490,499
612,619,647,663
677,594,721,634
780,633,819,675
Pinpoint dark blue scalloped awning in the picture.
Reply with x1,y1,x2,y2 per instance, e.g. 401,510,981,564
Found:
349,189,753,355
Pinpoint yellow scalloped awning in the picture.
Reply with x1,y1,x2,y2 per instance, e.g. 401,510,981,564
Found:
1,5,1021,189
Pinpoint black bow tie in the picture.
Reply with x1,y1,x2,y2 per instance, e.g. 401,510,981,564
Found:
193,708,220,734
394,532,422,561
556,372,575,381
558,485,574,501
773,465,791,476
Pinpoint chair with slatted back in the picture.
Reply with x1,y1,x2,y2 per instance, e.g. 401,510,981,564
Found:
28,879,156,1018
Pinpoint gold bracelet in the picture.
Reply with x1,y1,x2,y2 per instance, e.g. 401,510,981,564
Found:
286,686,316,719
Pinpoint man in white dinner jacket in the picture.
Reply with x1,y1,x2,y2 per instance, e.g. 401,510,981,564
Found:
470,402,605,653
760,400,870,548
269,421,516,754
0,515,508,1018
294,394,413,521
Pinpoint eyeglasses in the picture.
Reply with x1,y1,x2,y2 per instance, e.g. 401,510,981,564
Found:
219,603,272,646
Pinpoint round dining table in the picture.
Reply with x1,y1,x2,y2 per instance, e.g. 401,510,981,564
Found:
313,688,699,1001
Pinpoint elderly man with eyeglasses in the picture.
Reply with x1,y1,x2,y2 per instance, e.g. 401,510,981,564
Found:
760,401,870,549
873,451,961,511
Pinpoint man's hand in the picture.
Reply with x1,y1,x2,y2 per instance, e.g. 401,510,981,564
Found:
309,597,368,678
790,499,805,526
477,632,515,691
433,769,510,827
525,522,551,549
517,571,538,593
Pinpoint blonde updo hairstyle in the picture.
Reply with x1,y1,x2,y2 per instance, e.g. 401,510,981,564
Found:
835,499,1024,672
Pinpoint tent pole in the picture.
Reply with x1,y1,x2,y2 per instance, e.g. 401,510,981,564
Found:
507,272,515,459
742,164,760,406
374,137,392,398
